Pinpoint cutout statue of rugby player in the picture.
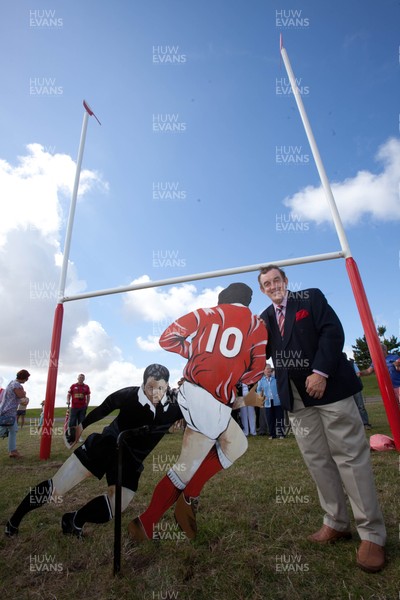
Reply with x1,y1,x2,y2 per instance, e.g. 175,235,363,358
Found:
128,282,268,542
5,364,182,538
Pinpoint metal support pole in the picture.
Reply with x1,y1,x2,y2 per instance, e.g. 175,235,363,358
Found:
113,426,150,576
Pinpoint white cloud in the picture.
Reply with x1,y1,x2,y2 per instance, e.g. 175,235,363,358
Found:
0,143,107,246
0,144,110,368
0,144,131,408
0,223,88,367
123,275,225,350
123,275,224,321
75,361,146,405
283,138,400,225
136,335,161,352
67,320,123,370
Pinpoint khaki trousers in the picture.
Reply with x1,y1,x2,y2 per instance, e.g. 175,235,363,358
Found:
289,384,386,545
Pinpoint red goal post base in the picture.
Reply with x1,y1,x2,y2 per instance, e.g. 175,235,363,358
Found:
346,257,400,450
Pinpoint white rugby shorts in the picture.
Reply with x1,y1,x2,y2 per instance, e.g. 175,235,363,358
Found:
177,380,232,440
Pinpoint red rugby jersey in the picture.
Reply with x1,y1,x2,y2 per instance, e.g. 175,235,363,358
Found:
160,304,267,404
69,383,90,408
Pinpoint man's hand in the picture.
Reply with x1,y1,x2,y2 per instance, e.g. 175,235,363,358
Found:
244,388,265,408
232,387,264,409
305,373,327,399
171,418,185,431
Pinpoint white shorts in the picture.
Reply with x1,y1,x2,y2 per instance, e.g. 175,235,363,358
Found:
178,381,232,440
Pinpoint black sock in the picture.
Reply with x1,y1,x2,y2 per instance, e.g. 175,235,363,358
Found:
9,479,53,528
74,495,113,528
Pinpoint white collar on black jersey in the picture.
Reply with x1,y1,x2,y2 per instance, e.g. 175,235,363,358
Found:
138,386,168,415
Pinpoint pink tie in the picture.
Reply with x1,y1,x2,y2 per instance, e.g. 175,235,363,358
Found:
277,305,285,338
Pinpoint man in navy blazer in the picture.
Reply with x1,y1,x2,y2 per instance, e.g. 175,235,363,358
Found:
258,265,386,573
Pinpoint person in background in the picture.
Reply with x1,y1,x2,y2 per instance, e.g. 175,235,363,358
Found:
350,358,371,429
1,370,30,458
37,400,45,434
67,374,91,427
17,396,30,429
360,343,400,407
237,383,257,436
257,364,285,439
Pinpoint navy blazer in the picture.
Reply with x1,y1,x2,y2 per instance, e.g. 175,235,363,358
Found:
260,288,361,411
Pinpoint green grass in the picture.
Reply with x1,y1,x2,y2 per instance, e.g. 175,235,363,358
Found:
24,373,381,421
25,406,117,419
0,403,399,600
362,374,382,399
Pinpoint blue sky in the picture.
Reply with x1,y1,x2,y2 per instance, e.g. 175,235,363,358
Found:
0,0,399,408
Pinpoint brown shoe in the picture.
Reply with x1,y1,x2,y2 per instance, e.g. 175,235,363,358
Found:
9,450,22,459
174,493,199,540
307,524,352,544
356,541,385,573
127,517,150,543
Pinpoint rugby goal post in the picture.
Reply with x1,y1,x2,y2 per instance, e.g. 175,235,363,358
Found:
39,44,400,459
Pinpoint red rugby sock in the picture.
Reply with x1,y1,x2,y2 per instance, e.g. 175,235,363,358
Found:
184,446,222,499
139,475,181,538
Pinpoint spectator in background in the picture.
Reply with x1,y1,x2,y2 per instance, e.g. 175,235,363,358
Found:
1,370,30,458
67,374,91,428
256,376,269,437
17,397,30,429
237,383,257,436
257,364,285,439
360,343,400,407
350,359,371,429
37,400,45,434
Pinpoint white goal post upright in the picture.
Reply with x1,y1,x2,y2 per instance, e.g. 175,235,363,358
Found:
40,101,101,460
280,35,400,449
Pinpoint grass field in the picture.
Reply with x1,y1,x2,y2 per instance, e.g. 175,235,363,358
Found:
360,374,382,399
0,401,398,600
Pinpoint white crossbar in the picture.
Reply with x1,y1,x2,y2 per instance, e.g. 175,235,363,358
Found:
62,250,344,302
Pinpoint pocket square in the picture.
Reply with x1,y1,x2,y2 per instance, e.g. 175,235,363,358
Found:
295,309,309,321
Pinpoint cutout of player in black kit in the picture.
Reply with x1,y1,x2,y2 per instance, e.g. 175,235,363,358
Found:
5,364,182,538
